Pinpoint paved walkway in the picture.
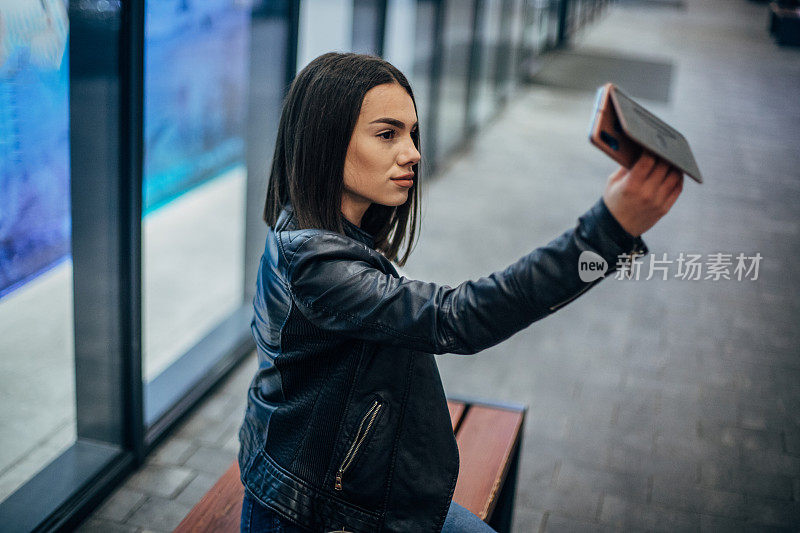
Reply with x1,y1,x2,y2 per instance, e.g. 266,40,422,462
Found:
77,1,800,531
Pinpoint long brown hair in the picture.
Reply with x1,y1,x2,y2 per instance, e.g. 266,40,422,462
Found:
263,52,421,266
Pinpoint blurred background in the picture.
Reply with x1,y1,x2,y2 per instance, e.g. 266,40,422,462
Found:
1,0,798,531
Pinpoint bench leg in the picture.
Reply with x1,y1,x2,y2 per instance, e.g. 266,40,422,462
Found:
486,434,523,533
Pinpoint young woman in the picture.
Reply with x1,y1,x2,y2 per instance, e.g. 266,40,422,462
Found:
237,53,682,533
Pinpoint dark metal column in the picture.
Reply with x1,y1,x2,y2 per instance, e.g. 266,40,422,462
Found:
557,0,571,47
69,0,144,456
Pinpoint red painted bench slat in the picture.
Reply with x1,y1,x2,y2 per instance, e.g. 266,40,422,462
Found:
447,400,466,431
452,406,524,520
173,462,242,533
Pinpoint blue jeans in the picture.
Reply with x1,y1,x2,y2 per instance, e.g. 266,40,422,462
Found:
240,489,496,532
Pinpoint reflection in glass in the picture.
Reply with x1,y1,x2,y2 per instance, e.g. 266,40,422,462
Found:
436,0,475,159
352,0,385,56
522,0,551,59
297,0,353,71
411,0,437,168
384,0,415,76
468,0,502,130
0,0,76,503
495,0,524,101
142,0,250,386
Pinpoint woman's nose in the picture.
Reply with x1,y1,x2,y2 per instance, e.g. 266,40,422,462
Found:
399,138,421,166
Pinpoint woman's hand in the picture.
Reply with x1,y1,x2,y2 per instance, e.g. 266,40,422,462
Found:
602,152,684,238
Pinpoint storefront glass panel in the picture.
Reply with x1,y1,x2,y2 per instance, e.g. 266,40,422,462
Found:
0,0,76,506
142,0,251,424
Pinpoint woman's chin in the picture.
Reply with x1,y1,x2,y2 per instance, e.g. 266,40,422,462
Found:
377,191,411,207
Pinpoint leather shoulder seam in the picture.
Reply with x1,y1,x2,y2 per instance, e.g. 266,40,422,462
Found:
278,230,316,271
285,231,322,282
286,232,373,283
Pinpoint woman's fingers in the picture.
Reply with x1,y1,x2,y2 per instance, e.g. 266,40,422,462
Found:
608,166,627,184
624,154,671,214
641,159,671,197
661,171,684,213
629,153,672,205
628,152,657,185
656,167,682,205
603,153,685,237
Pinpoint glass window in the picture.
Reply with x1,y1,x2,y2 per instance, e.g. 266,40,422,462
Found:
502,0,525,97
297,0,353,71
384,0,416,76
1,0,299,527
142,0,251,425
411,0,441,168
436,0,476,159
545,0,562,49
523,0,553,58
0,0,75,505
352,0,386,56
468,0,502,130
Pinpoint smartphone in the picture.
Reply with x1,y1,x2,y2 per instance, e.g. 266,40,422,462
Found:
589,83,703,184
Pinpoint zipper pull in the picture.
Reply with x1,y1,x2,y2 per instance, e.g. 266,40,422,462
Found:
333,400,382,491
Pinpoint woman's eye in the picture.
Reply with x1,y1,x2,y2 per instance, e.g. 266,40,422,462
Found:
378,130,395,140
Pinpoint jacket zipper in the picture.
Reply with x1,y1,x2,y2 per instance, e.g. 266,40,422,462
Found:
549,244,646,312
334,399,383,491
548,281,596,312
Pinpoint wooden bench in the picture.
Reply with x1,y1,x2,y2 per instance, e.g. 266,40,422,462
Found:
174,398,526,532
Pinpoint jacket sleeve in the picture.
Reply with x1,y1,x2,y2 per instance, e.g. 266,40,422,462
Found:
287,198,647,355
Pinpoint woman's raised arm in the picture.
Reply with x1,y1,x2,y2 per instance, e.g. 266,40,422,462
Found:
287,197,645,355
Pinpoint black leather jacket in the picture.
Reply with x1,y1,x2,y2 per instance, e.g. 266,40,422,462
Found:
237,199,646,532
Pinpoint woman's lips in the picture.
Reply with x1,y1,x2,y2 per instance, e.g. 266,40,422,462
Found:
391,173,414,188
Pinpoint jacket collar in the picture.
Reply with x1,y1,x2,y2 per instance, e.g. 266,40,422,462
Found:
341,215,376,249
276,204,376,249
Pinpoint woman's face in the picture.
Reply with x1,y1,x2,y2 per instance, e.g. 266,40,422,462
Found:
342,82,421,227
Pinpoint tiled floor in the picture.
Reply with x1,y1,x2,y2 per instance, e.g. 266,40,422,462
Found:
76,1,800,531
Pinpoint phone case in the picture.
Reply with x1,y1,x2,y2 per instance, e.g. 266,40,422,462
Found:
589,83,703,184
